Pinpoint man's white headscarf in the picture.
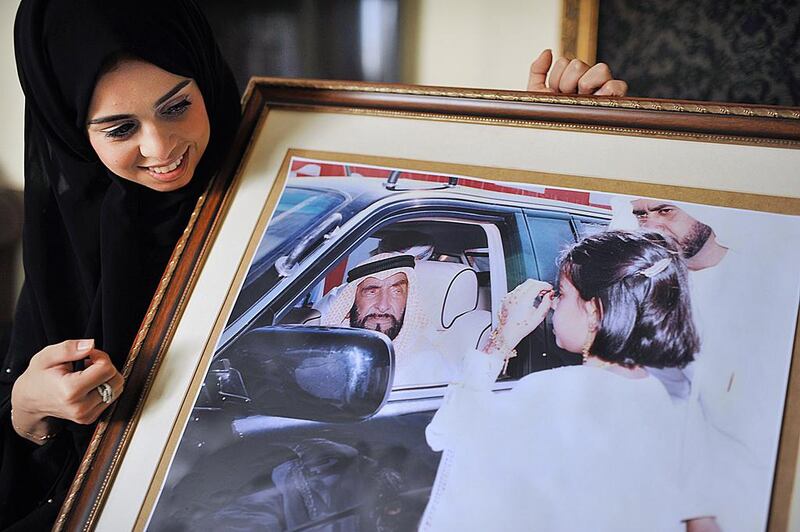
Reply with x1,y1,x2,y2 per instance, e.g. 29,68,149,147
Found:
320,252,428,358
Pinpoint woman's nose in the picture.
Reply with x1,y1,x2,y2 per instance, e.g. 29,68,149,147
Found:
138,123,177,160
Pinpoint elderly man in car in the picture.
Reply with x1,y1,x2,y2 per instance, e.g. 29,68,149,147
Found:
320,252,461,386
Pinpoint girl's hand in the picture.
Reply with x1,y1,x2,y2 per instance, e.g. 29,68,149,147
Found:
483,279,555,357
527,49,628,96
10,339,124,444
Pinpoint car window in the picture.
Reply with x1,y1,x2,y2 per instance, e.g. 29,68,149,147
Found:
574,216,609,239
464,249,490,272
246,186,344,284
517,212,586,375
227,186,345,325
525,214,576,285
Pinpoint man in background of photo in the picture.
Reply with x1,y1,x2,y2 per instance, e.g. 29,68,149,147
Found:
612,196,800,532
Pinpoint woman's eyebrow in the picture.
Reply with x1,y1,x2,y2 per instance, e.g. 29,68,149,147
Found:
154,79,192,108
87,80,193,126
87,113,131,125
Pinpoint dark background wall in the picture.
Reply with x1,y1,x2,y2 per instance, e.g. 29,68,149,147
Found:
0,190,22,358
196,0,402,93
596,0,800,105
200,0,800,105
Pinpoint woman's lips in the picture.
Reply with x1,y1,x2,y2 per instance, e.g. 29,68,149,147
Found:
142,148,189,182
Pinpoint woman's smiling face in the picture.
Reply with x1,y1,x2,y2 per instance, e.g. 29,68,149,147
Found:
86,59,210,192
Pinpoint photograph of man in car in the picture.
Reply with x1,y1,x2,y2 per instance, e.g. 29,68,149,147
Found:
319,252,462,386
145,158,800,532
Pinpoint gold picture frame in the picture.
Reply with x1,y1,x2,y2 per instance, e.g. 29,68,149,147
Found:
54,79,800,531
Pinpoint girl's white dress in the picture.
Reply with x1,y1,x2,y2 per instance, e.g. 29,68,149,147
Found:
420,350,684,532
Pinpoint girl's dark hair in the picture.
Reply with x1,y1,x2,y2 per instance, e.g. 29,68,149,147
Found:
558,230,698,369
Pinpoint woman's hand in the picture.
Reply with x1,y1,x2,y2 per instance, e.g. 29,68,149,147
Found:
527,49,628,96
483,279,555,357
10,339,124,444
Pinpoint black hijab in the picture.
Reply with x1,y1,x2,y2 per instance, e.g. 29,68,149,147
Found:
1,0,240,528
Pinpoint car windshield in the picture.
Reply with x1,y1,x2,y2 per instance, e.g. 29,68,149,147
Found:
255,187,343,263
234,186,345,313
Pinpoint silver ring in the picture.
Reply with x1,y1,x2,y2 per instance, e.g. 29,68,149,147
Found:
97,382,113,404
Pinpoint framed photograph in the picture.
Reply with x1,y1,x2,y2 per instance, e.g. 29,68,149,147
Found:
54,80,800,531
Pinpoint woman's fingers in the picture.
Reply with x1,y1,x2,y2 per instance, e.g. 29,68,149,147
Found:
594,79,628,97
547,57,570,93
12,339,126,435
492,280,554,349
71,370,125,424
76,371,125,424
104,371,125,404
517,281,554,327
558,59,591,94
65,349,119,394
507,280,552,316
526,50,627,97
61,370,123,424
576,62,613,94
29,340,122,422
514,279,553,298
33,338,96,367
527,49,554,92
532,290,555,320
504,279,552,314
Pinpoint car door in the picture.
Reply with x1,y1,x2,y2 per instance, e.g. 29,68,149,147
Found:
512,209,610,375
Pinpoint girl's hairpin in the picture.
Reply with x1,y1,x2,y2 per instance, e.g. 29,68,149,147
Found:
636,257,671,278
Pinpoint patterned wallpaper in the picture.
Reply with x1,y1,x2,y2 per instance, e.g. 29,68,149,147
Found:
596,0,800,106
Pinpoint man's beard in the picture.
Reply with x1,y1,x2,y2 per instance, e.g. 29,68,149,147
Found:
350,304,405,340
680,221,713,258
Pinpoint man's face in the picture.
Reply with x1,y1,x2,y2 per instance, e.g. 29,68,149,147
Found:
631,199,712,258
350,272,409,340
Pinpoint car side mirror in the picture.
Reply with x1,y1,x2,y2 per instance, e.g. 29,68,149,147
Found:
210,325,394,422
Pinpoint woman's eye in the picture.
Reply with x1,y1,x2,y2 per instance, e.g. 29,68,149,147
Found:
103,122,137,139
162,97,192,118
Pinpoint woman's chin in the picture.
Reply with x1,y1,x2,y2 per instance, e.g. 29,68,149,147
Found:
148,174,192,192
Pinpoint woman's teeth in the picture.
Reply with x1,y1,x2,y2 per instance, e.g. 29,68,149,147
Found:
151,154,184,174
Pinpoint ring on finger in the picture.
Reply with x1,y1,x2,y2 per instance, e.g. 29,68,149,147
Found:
96,382,113,404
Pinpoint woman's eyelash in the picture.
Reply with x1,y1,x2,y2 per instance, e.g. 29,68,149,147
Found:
161,97,192,117
103,122,137,139
97,96,192,139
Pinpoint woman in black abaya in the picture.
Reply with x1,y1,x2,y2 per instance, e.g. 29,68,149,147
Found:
0,1,240,529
